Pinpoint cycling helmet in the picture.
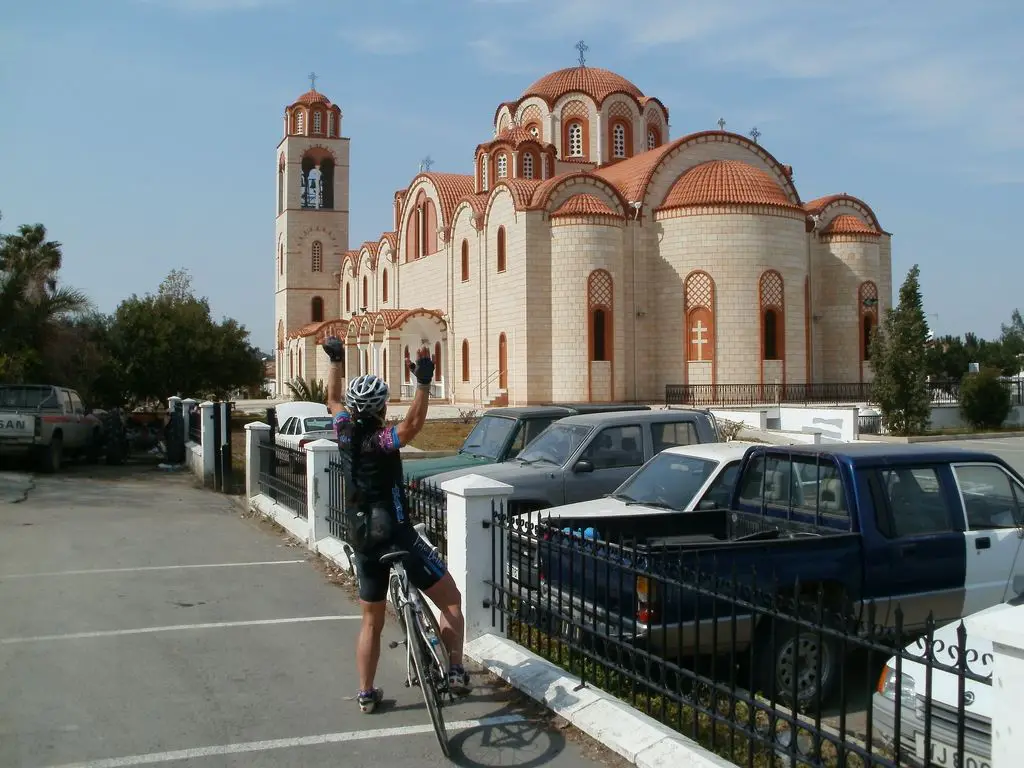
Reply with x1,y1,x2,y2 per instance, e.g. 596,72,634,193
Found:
345,374,389,415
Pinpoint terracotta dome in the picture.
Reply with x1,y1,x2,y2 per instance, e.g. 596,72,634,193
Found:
658,159,798,211
550,193,622,219
521,67,644,105
820,214,879,236
293,89,333,106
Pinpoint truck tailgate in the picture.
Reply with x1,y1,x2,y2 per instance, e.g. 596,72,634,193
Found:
0,412,36,441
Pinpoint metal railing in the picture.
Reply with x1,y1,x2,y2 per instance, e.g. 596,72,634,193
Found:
488,506,992,768
405,479,448,561
472,368,503,408
187,409,202,444
256,441,308,518
326,456,348,541
664,381,969,407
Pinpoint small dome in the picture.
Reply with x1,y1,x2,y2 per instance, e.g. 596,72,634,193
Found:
521,67,644,105
550,193,621,219
293,89,332,106
821,214,879,236
659,159,797,211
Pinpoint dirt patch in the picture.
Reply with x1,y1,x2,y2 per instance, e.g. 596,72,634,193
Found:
405,419,476,451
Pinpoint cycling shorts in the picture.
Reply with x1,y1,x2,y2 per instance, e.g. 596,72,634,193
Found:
352,523,447,603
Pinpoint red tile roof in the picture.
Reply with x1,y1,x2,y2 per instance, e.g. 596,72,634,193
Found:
550,193,622,219
414,173,476,229
820,214,880,236
497,178,544,210
658,159,800,212
522,67,644,105
293,89,332,107
803,194,884,232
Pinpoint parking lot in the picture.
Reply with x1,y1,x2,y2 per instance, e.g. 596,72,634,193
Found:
0,464,621,768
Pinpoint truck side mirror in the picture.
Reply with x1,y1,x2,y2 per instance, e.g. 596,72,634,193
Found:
697,498,717,511
574,459,594,474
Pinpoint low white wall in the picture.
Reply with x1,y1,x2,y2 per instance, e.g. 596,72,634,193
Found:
930,404,1024,430
185,442,203,477
713,406,859,441
711,409,768,430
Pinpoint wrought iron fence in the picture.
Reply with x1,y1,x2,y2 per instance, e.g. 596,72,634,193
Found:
664,381,967,408
405,479,448,560
488,506,993,768
257,441,308,518
187,408,202,444
326,456,349,541
858,414,883,435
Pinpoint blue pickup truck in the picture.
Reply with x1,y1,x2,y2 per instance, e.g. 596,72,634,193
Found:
536,443,1024,707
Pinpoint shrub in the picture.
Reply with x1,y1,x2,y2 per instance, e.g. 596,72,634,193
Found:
959,368,1012,430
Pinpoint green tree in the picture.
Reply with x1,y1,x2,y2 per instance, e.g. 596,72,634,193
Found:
959,367,1012,429
106,268,264,404
1001,309,1024,369
870,264,932,435
286,377,328,404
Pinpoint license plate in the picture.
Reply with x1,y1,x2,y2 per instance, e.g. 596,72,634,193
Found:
510,564,520,581
915,735,990,768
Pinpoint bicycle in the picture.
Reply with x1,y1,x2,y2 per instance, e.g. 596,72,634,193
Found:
384,522,454,757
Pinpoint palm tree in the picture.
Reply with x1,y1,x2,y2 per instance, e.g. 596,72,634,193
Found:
286,377,328,404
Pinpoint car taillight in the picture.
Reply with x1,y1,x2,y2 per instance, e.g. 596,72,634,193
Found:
298,438,312,448
636,575,658,623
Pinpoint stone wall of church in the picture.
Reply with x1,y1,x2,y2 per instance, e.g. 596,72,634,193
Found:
522,211,554,404
813,234,880,383
449,215,485,404
395,253,448,322
655,208,809,389
549,218,625,402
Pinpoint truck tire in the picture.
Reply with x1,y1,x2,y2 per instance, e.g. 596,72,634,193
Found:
753,609,840,711
40,434,63,473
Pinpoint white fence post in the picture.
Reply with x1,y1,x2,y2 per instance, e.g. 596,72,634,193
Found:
244,422,271,499
200,401,217,483
972,608,1024,767
441,474,513,643
305,438,339,551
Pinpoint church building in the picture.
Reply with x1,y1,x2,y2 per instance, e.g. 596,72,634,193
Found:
275,62,892,406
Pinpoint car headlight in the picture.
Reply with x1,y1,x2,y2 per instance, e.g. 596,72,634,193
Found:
877,664,917,710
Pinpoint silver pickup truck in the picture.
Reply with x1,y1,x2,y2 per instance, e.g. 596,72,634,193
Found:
0,384,102,472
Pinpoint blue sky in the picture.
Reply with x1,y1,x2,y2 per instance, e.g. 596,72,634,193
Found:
1,0,1021,352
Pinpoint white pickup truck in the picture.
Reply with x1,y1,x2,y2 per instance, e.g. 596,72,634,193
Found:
0,384,102,472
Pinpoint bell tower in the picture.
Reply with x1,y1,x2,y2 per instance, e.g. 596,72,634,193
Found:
274,74,349,393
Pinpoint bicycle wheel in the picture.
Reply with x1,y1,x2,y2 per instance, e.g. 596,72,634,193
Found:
415,593,449,678
404,601,449,758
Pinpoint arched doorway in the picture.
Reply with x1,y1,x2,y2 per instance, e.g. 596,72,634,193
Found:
498,333,508,389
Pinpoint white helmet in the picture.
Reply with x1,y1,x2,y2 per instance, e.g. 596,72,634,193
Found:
345,374,389,415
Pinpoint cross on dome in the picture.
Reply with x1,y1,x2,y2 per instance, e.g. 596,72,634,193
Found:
308,71,319,91
575,40,589,67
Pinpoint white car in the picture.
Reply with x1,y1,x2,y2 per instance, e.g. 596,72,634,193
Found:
872,595,1020,768
533,441,766,523
274,402,333,451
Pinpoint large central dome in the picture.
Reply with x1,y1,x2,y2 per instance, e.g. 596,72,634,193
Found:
520,66,644,105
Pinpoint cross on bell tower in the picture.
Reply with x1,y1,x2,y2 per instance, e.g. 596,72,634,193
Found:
308,71,318,91
575,40,589,67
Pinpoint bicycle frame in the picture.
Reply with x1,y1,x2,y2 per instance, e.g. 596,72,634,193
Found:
390,524,449,687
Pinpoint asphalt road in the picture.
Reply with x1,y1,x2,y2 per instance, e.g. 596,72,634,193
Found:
0,462,623,768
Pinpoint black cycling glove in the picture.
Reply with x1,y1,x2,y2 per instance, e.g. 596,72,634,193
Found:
322,336,344,363
409,354,435,386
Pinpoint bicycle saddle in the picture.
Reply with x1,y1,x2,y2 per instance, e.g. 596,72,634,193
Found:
379,550,409,565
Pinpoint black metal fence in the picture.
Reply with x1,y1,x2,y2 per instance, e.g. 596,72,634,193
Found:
188,408,202,444
858,414,882,435
257,441,308,518
665,381,966,407
326,456,349,541
489,507,993,768
405,479,448,560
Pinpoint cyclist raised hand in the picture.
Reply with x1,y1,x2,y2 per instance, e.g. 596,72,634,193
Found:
322,337,470,714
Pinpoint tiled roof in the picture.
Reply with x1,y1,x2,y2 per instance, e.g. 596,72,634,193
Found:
292,320,328,339
415,173,476,229
820,214,879,236
550,193,622,219
380,232,397,252
482,125,549,151
293,89,332,107
498,178,544,210
457,193,488,228
521,67,644,106
803,193,884,233
359,240,379,257
592,142,679,203
657,159,800,212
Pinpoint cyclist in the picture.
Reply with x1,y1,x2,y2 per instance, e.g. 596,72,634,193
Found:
322,337,471,714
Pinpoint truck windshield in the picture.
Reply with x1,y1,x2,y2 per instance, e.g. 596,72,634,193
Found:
517,424,592,466
0,386,56,409
461,416,517,460
613,452,719,510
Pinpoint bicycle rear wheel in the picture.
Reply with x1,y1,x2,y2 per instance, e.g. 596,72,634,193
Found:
403,601,449,758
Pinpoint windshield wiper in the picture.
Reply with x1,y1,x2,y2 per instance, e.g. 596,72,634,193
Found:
608,493,635,502
623,500,678,510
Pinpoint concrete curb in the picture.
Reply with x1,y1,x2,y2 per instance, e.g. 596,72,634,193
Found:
465,633,735,768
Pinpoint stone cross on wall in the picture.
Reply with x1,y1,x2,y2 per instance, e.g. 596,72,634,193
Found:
691,320,709,361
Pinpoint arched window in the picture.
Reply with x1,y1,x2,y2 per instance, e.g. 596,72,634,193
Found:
277,159,284,215
480,156,489,191
362,276,368,308
311,241,323,272
381,269,389,303
522,152,534,179
312,111,322,134
311,296,324,322
496,226,506,272
588,269,613,362
277,319,284,350
278,243,283,275
685,271,715,363
433,342,442,382
382,349,388,382
612,123,626,158
461,339,470,381
404,346,410,383
460,240,469,282
295,111,305,134
345,283,351,313
328,112,335,137
647,126,659,150
860,281,879,362
496,154,508,179
759,270,785,361
567,122,583,157
498,333,508,389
